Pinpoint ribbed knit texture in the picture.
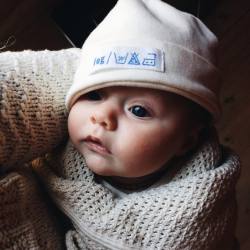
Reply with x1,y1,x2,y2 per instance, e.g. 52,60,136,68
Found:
0,49,80,249
0,48,80,170
35,131,240,250
0,169,64,249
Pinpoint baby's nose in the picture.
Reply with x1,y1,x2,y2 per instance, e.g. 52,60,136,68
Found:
90,104,118,130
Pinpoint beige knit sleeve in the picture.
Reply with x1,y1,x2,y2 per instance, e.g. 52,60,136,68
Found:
0,48,81,170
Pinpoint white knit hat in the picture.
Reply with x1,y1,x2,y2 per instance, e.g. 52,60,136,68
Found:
66,0,221,120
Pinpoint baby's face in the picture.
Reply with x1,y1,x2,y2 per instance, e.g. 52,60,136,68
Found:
68,86,194,178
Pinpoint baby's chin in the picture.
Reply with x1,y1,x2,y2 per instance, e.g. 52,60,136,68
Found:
86,160,116,177
88,163,150,178
88,165,145,180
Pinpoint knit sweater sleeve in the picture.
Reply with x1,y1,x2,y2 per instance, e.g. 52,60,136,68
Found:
0,48,81,171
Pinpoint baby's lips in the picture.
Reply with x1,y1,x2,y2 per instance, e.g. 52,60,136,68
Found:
84,135,111,154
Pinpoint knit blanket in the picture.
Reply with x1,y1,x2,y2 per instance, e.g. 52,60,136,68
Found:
35,129,240,250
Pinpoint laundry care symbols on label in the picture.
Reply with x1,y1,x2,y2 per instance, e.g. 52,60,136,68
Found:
91,47,165,74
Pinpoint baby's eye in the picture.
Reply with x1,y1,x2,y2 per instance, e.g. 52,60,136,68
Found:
85,90,102,101
129,105,151,118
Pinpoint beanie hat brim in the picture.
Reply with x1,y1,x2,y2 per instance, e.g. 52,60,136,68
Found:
66,41,221,120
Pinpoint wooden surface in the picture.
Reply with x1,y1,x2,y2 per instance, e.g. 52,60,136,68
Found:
0,0,249,248
205,1,250,249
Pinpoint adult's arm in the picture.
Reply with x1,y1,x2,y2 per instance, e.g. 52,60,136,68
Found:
0,48,80,171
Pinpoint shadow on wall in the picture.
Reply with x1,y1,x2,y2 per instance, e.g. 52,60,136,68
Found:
52,0,217,48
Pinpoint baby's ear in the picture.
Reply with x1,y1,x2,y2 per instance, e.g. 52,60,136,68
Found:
176,124,203,156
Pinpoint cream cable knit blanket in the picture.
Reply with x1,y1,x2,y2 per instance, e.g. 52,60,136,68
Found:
0,50,240,250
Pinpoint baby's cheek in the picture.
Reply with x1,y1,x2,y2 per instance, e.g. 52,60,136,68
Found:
124,135,157,162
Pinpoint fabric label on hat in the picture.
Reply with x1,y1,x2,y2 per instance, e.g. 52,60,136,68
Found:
91,47,165,74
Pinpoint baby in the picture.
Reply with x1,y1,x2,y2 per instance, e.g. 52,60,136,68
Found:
65,0,219,192
0,0,240,249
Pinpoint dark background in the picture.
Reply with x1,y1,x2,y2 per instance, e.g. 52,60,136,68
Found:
0,0,217,51
52,0,216,47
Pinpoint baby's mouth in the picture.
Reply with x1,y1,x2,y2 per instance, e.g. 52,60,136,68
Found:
83,136,111,155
